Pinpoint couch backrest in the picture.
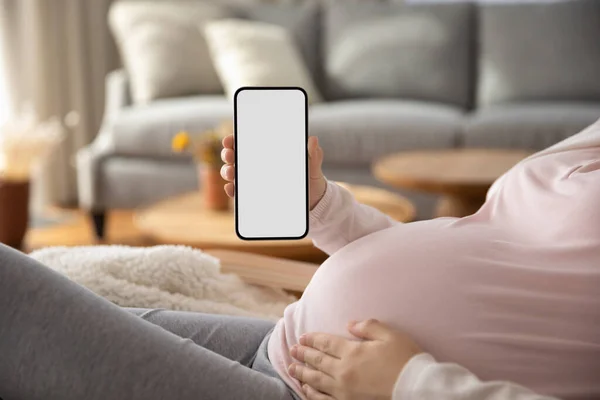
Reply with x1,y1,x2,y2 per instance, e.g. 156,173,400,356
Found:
108,0,600,110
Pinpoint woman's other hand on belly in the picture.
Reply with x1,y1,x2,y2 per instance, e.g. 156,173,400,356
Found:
287,319,422,400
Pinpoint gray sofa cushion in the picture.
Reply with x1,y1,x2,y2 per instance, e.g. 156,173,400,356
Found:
109,96,463,162
311,100,463,167
463,103,600,150
99,156,198,209
324,0,475,109
478,0,600,107
234,1,322,88
109,96,232,158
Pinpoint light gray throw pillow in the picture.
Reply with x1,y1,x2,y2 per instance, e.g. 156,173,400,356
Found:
233,1,322,91
109,1,231,104
478,0,600,106
324,0,475,108
204,19,323,104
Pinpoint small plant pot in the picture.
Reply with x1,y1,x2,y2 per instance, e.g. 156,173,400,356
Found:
0,178,30,250
198,164,230,211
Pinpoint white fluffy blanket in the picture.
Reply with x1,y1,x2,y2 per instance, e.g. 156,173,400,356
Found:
29,245,296,321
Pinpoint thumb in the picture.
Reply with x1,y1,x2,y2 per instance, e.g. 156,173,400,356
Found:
307,136,324,178
348,319,393,341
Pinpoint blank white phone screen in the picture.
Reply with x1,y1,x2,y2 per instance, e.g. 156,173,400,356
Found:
235,88,308,240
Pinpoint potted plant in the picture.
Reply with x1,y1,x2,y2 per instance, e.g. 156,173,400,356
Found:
172,123,231,211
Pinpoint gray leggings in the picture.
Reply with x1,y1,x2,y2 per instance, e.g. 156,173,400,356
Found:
0,244,298,400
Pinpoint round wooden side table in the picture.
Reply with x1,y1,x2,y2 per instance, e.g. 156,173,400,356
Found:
135,182,416,263
373,149,531,218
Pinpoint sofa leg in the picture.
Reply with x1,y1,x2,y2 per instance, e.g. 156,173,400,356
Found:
90,211,107,240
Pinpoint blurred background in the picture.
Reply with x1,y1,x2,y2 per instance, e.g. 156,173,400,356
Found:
0,0,598,258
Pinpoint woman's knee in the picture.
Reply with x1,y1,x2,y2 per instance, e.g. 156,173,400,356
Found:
0,243,37,278
0,243,69,298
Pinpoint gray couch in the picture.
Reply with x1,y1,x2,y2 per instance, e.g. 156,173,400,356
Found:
77,0,600,238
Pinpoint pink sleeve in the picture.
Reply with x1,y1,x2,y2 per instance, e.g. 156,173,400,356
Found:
308,181,399,255
394,353,560,400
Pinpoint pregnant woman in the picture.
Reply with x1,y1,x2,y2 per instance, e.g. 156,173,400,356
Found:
1,120,599,400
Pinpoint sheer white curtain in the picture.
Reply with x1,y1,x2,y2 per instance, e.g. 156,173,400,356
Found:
0,0,119,207
0,3,12,125
0,55,9,126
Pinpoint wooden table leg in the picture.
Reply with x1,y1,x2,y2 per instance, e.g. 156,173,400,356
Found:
435,194,485,218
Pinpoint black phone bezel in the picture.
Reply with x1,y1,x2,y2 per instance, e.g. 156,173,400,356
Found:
233,86,310,241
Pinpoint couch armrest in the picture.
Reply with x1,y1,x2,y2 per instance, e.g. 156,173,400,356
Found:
76,69,130,211
104,69,131,120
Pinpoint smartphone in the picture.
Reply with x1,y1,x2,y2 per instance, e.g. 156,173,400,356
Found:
234,87,309,241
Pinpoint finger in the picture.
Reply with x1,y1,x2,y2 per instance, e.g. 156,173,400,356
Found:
291,345,337,376
221,148,234,164
303,385,334,400
348,319,394,341
224,182,234,197
288,364,335,395
222,134,234,149
299,333,345,358
220,164,234,181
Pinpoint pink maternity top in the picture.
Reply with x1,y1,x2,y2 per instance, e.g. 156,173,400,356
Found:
267,119,600,400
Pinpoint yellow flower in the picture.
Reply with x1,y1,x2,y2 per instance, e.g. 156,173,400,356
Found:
171,128,226,167
172,131,191,152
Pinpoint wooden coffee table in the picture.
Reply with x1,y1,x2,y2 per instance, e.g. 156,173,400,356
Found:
135,182,415,263
373,149,531,218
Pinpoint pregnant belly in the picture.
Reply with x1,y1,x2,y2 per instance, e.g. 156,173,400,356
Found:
274,221,600,398
296,224,479,365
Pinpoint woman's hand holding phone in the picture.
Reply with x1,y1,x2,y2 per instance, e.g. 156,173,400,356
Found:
221,135,328,210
